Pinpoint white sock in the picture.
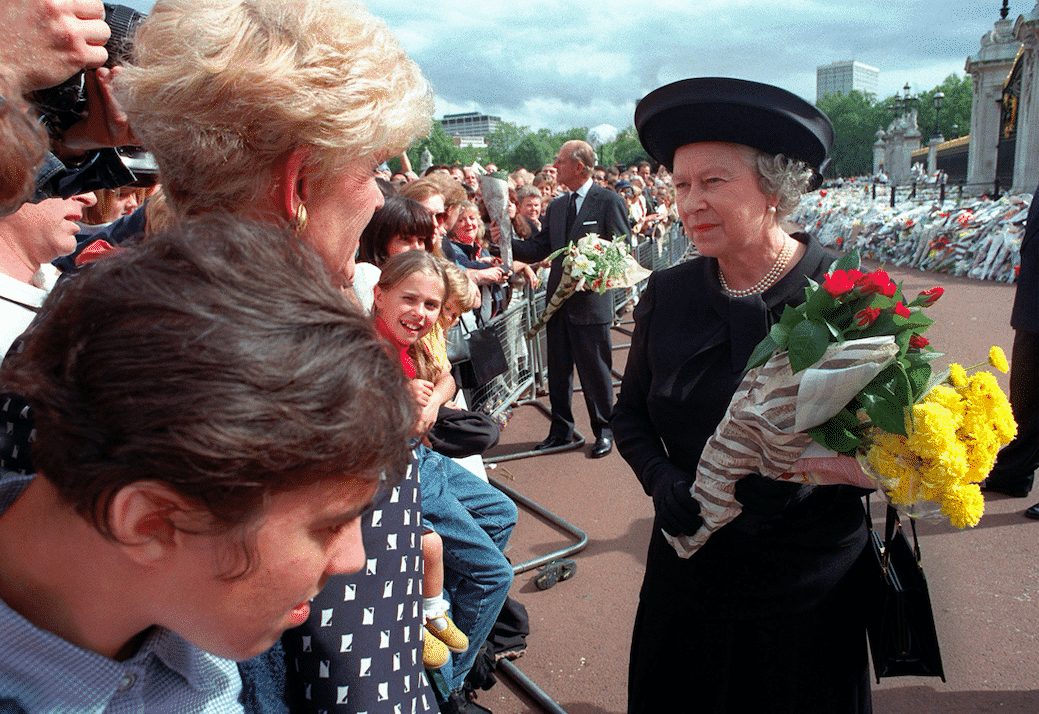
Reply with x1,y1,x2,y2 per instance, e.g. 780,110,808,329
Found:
423,593,448,629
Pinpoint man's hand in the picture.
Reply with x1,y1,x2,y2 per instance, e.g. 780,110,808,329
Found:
5,0,110,94
60,66,138,151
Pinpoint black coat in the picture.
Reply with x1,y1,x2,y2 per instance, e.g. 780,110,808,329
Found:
1012,185,1039,333
512,183,630,325
612,233,868,618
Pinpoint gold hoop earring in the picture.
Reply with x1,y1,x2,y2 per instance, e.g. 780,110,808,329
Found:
294,203,309,233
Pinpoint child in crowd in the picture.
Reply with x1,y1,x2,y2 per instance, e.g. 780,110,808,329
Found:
371,251,515,706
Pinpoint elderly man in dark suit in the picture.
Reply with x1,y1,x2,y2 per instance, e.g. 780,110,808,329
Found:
984,181,1039,513
514,140,631,458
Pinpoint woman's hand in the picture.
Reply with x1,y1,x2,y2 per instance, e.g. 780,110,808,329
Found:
787,455,876,489
408,379,434,408
653,478,703,537
469,266,505,286
414,399,439,437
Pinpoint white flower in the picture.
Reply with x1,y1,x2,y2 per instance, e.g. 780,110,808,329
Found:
572,255,595,274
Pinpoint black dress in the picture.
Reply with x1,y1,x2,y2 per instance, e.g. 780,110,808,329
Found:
612,233,872,714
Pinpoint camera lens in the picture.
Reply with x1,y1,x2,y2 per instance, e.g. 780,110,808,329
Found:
103,4,147,67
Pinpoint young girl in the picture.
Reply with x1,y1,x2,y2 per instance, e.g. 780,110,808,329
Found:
372,252,515,694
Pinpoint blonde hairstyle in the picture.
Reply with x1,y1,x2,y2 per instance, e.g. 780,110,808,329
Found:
443,263,476,313
83,187,148,225
423,172,466,209
373,250,448,382
450,201,485,248
117,0,433,217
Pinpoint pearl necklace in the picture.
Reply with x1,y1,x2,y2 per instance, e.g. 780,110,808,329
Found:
718,239,794,297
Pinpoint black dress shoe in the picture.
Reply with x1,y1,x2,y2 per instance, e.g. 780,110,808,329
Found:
1025,503,1039,520
534,435,573,451
981,478,1031,498
590,435,613,458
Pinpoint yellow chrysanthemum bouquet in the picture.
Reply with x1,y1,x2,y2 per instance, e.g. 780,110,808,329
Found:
864,347,1016,527
743,250,1017,529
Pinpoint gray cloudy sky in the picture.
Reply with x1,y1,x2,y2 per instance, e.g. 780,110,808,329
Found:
125,0,1018,132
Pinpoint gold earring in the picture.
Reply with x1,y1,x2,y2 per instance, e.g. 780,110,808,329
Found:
294,203,309,233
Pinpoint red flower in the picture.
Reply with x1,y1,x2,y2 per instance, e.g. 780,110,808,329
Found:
909,334,930,349
893,302,911,318
916,287,944,306
822,269,862,298
855,306,881,328
820,190,827,197
856,269,896,297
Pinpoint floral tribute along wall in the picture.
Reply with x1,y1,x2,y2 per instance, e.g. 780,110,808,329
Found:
791,185,1032,283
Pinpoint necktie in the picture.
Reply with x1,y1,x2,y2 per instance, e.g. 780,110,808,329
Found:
565,191,577,236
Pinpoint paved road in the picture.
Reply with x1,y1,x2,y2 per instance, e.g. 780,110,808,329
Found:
472,261,1039,714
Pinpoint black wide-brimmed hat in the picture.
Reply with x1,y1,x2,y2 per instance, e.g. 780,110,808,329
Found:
634,77,834,174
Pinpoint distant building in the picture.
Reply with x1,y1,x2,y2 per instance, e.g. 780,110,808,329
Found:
437,112,501,139
816,60,880,101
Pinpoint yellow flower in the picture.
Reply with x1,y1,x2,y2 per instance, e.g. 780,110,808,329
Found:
940,483,985,528
989,346,1009,373
947,363,968,388
926,383,966,419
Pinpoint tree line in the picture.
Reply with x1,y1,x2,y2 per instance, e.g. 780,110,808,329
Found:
396,73,973,179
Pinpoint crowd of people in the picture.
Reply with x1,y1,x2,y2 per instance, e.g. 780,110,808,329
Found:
1,3,1036,714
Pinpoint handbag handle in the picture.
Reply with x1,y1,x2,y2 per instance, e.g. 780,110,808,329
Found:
865,495,924,573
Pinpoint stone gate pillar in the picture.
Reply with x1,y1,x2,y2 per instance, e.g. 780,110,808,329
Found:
966,9,1019,194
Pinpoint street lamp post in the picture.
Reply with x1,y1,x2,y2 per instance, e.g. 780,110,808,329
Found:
933,91,945,140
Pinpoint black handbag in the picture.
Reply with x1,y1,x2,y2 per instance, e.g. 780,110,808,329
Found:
864,502,946,683
447,319,508,389
426,405,500,458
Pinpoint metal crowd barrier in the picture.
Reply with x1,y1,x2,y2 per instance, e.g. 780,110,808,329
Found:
455,222,690,714
466,221,691,420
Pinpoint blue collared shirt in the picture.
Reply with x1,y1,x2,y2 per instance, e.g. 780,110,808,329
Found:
0,474,246,714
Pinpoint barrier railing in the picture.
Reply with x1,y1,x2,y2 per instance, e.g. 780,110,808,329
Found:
465,222,691,420
458,221,690,714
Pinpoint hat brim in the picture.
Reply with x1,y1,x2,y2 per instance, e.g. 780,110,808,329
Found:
635,78,834,172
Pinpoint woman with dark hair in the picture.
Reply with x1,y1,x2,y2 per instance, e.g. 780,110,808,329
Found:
354,195,440,312
614,77,872,714
357,195,439,265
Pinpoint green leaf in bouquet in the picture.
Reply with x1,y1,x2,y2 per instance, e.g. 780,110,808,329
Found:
778,303,804,331
906,311,934,328
888,361,912,405
787,319,830,373
894,329,913,357
745,333,779,371
831,250,861,272
807,419,862,456
859,392,908,436
905,358,933,401
804,284,838,321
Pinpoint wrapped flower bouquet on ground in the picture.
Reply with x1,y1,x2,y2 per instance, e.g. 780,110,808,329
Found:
667,250,1016,559
526,233,650,338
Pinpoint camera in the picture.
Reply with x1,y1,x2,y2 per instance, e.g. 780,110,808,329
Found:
30,3,147,139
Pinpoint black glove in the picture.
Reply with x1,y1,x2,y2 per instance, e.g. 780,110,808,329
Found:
731,474,808,534
652,478,702,536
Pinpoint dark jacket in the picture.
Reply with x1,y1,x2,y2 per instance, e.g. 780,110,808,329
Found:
1012,185,1039,333
612,234,868,618
512,184,630,325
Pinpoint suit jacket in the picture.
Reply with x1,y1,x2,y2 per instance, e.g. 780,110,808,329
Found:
1012,183,1039,332
513,184,630,325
